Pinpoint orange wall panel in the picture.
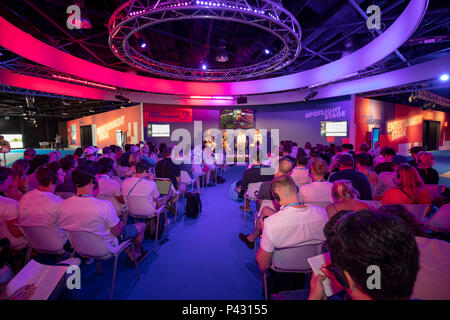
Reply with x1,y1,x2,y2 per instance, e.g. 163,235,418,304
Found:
67,104,142,149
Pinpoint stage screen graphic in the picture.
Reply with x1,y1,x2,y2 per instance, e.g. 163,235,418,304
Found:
220,109,254,129
320,121,347,137
1,134,23,149
148,124,170,137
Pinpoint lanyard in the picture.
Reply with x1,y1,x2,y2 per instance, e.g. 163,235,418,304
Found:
281,201,303,210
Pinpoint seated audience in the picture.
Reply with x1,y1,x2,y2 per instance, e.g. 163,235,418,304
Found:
119,144,133,167
7,160,30,200
126,151,141,177
58,165,148,262
84,146,99,162
157,143,167,163
25,154,50,192
255,175,327,273
378,205,450,300
355,153,378,184
100,147,112,159
328,154,372,200
369,141,381,158
48,150,61,163
374,147,396,174
18,163,65,239
304,142,312,157
308,209,419,300
416,151,439,185
328,146,344,172
55,155,77,194
0,168,27,249
156,147,181,190
290,142,298,159
73,147,84,161
381,164,432,206
290,154,310,186
408,146,424,168
326,180,371,220
140,145,156,169
122,160,167,208
426,204,450,233
373,155,408,200
240,158,294,248
342,144,354,155
95,157,125,215
299,158,333,203
23,148,36,162
238,151,274,212
281,143,296,164
202,143,217,187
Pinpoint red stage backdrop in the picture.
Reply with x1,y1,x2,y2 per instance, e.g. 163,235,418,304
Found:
67,104,142,149
354,96,450,153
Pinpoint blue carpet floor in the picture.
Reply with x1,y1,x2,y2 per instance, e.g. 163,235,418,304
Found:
74,165,262,300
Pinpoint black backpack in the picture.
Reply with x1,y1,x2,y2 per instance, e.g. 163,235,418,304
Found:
185,192,202,218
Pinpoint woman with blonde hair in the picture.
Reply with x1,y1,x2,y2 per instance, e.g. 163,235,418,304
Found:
326,179,371,220
125,151,141,177
416,151,439,184
381,164,432,205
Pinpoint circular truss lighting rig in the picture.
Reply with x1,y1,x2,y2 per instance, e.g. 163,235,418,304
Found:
108,0,302,81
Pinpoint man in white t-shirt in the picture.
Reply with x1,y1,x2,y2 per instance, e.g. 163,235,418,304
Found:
122,160,167,208
256,175,327,273
18,164,65,241
299,158,333,203
0,168,27,249
58,165,148,262
290,154,310,186
95,157,125,215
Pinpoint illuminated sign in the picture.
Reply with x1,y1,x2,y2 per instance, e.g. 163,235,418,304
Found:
96,116,125,141
386,115,422,141
305,106,346,120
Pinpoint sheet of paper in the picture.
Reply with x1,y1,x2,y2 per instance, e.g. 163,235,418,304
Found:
307,252,344,297
5,260,68,300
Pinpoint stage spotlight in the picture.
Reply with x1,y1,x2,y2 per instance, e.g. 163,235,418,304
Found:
440,74,449,81
304,91,318,101
264,49,270,55
201,64,207,70
141,42,147,48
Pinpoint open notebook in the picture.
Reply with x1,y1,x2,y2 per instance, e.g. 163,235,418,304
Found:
5,260,68,300
307,252,344,297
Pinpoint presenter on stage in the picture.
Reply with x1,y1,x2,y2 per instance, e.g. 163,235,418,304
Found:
0,136,11,166
236,130,246,163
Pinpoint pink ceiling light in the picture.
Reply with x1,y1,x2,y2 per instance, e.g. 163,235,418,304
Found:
0,0,428,96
